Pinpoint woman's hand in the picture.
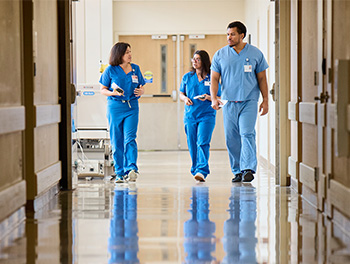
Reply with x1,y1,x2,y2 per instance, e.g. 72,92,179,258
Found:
111,89,124,96
134,85,144,97
184,97,193,106
101,84,123,97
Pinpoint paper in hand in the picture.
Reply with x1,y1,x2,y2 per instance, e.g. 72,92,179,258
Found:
218,99,228,107
194,95,206,100
112,83,124,94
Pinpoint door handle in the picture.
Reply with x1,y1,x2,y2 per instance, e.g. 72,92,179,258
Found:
270,83,276,102
314,91,330,103
71,83,77,104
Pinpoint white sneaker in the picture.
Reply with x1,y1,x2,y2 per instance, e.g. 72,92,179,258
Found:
194,173,205,182
126,170,139,182
115,175,125,183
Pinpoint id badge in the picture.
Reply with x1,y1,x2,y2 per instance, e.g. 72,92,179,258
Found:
204,81,211,86
132,75,139,83
244,65,252,73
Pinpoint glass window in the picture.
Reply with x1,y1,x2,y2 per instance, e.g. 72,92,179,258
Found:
161,45,167,93
190,44,197,64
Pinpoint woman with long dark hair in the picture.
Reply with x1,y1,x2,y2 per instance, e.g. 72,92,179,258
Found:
100,42,145,183
179,50,221,182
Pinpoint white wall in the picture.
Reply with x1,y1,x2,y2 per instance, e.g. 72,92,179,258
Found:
245,0,276,167
75,0,113,84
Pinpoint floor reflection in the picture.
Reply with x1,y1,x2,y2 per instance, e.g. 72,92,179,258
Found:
1,151,350,263
184,186,216,263
222,184,257,264
109,184,139,264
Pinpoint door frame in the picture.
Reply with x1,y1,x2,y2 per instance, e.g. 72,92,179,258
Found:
58,0,74,190
276,0,291,186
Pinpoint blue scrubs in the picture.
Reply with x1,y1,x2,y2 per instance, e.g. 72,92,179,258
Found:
180,72,221,178
109,187,139,263
223,186,257,263
211,44,268,174
100,63,145,176
184,187,216,263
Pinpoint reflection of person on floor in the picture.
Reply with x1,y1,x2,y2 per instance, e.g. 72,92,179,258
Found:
108,185,139,264
184,186,217,263
222,185,257,264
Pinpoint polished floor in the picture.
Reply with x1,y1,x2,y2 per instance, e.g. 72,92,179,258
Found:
1,151,350,263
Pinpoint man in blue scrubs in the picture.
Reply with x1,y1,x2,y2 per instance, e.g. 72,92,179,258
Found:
210,21,269,182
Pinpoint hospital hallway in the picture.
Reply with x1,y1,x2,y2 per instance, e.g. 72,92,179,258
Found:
1,150,350,264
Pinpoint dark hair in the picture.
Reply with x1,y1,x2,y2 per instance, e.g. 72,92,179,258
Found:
227,21,247,38
191,50,211,79
109,42,131,66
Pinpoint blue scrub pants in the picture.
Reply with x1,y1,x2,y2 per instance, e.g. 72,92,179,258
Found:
223,186,257,264
107,99,139,176
109,188,139,264
184,187,216,263
184,118,215,178
223,100,258,175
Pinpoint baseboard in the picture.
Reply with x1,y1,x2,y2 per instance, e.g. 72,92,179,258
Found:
291,176,301,193
26,183,60,212
258,155,276,173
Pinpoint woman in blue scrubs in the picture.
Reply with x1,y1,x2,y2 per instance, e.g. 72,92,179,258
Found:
100,42,145,183
179,50,221,182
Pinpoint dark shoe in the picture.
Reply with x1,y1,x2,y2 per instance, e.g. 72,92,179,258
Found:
231,173,242,182
242,170,254,182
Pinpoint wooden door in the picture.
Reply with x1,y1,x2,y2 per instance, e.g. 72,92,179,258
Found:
119,35,178,150
119,35,176,103
28,0,61,203
0,0,26,230
298,0,325,209
326,0,350,224
182,35,227,76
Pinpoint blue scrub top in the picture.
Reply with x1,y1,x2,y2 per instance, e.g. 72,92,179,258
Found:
99,63,146,101
180,72,221,121
211,43,268,101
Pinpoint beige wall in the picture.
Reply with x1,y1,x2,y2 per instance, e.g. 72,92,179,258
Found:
113,0,245,35
76,0,245,84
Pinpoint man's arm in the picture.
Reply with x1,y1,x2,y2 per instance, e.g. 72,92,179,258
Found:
210,70,222,110
257,70,268,116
